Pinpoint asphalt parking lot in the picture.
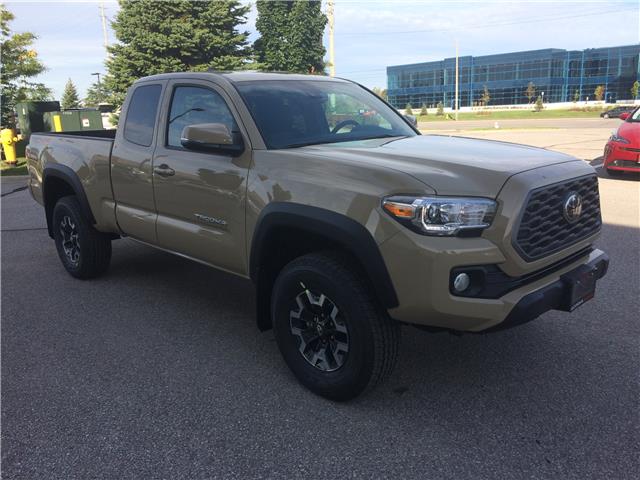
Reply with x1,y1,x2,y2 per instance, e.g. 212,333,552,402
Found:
2,126,639,479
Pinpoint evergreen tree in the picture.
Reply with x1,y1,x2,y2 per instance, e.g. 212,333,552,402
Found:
631,81,639,100
254,0,327,73
105,0,250,106
405,103,413,116
1,5,51,127
535,95,544,112
573,89,580,103
84,81,112,107
436,102,444,116
61,79,80,110
420,103,428,116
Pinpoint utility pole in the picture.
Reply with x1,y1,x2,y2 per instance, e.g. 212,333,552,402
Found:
327,0,335,77
455,39,459,121
99,1,109,53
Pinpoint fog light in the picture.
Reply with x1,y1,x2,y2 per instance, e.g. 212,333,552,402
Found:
453,273,471,292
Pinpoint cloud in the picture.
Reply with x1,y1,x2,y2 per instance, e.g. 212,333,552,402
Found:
5,0,638,97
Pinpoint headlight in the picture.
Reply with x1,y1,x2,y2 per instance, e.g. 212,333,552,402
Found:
610,133,630,144
382,195,497,236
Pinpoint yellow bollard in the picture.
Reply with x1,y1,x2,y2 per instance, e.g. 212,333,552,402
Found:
1,128,20,164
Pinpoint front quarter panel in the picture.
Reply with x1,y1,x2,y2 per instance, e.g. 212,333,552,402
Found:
246,149,433,251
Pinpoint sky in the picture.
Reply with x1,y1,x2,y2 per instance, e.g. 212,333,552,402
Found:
5,0,640,100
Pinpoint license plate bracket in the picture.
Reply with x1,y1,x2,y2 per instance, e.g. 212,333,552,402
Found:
560,264,598,312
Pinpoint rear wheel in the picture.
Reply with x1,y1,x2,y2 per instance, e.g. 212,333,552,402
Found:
603,113,609,119
53,196,111,279
271,252,400,401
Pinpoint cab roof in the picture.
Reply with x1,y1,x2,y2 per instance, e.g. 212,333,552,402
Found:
135,71,351,84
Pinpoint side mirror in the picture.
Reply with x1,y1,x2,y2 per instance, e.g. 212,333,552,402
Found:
404,114,418,127
181,123,244,155
619,112,630,121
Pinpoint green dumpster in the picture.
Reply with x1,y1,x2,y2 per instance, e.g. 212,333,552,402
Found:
78,110,104,130
15,101,61,141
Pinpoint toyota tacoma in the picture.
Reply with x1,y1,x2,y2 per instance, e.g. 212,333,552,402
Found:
26,72,609,400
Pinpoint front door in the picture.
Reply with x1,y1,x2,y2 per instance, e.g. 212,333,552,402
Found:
152,81,251,276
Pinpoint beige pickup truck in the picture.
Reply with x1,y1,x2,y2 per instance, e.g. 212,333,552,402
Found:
26,72,608,400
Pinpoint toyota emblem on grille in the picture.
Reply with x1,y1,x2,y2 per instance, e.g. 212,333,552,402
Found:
563,192,583,223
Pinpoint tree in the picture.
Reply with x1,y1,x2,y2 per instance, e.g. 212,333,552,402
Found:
61,79,80,110
405,103,413,116
594,85,605,102
105,0,250,106
481,85,490,106
371,87,388,101
420,103,428,116
631,81,639,100
525,82,536,104
436,102,444,116
0,5,51,127
534,95,544,112
573,89,580,103
84,81,112,107
254,0,327,74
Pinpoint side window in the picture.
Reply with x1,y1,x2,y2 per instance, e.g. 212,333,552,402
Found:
123,84,162,147
167,86,237,148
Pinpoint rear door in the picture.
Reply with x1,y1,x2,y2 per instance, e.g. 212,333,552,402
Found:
111,82,165,242
151,79,251,276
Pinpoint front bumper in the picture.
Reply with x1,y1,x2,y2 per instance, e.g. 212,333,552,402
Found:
482,250,608,332
604,141,640,172
381,228,609,332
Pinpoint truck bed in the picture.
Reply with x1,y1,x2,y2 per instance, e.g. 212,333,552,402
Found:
26,131,118,233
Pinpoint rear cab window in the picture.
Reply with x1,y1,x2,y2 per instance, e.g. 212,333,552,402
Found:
123,84,162,146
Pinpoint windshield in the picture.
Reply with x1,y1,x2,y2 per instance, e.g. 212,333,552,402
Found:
235,80,416,149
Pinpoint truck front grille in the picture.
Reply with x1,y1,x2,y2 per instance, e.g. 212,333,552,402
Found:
514,174,601,261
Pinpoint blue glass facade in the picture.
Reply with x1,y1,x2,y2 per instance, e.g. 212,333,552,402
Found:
387,44,640,108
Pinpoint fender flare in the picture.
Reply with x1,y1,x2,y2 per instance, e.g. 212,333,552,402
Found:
42,164,96,237
250,202,399,309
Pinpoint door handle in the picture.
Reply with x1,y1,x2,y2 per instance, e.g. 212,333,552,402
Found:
153,164,175,177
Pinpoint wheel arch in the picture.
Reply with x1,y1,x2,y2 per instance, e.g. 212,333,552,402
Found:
42,164,96,239
249,202,399,331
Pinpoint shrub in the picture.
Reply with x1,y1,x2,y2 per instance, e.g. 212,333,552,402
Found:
534,96,544,112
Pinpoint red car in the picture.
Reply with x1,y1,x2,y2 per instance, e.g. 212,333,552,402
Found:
604,107,640,176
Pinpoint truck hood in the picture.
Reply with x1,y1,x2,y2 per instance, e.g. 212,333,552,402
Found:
300,135,581,197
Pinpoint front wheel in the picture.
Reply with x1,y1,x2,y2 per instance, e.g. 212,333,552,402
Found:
53,196,112,279
603,113,609,119
271,252,400,401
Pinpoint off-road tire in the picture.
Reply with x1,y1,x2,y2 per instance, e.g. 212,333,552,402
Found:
271,251,400,401
53,195,111,279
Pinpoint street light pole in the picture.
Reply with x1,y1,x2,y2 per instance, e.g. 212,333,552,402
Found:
455,39,459,121
91,72,102,103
